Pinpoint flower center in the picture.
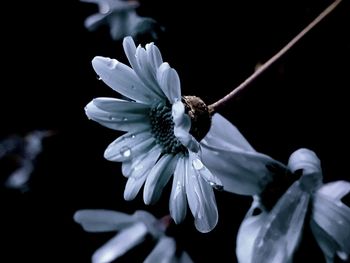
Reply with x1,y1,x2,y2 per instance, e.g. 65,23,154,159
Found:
149,102,186,154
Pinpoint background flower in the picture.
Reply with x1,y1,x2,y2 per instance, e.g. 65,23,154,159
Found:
74,209,193,263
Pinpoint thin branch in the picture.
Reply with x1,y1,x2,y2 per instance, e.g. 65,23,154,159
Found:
208,0,343,114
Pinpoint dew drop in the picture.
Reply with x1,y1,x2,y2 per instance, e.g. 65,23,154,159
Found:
131,135,136,139
123,117,128,121
209,182,223,191
120,146,131,158
192,159,204,170
97,75,102,80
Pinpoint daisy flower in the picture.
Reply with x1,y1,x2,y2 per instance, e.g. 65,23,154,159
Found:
236,148,350,263
85,36,222,232
74,209,193,263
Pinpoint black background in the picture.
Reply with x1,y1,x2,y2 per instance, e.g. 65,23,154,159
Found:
1,0,349,262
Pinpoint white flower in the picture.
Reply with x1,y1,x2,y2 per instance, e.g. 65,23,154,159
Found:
201,113,284,195
236,148,350,263
74,209,194,263
1,130,51,189
85,36,222,232
81,0,160,41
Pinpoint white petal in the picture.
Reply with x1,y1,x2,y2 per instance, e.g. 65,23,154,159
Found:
189,151,223,190
287,148,322,175
5,162,33,189
124,145,162,200
310,219,340,263
202,114,255,152
84,13,107,31
104,130,155,162
109,14,127,40
74,210,135,232
236,197,268,263
146,42,163,74
85,99,151,132
144,236,176,263
185,156,218,233
157,62,181,103
122,37,165,101
92,56,156,104
172,101,200,152
170,156,187,224
201,145,282,195
92,222,147,263
252,181,310,263
312,181,350,256
143,154,179,205
178,251,194,263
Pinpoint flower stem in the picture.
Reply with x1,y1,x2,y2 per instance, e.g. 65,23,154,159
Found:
208,0,343,114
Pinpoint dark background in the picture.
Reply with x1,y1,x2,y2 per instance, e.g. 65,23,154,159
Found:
1,0,349,262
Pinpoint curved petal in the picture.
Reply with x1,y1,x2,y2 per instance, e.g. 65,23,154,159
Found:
251,181,310,263
85,99,151,132
144,236,176,263
170,156,187,224
185,156,218,233
122,37,165,101
201,145,281,195
172,101,200,153
104,130,155,162
312,181,350,257
124,144,162,200
202,114,255,152
109,13,127,40
132,210,164,238
236,197,268,263
143,154,179,205
157,63,181,103
73,210,135,232
92,56,157,104
92,222,147,263
287,148,322,176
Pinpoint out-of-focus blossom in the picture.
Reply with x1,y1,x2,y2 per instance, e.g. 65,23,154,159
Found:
85,36,223,232
236,148,350,263
0,130,52,189
81,0,163,41
74,209,193,263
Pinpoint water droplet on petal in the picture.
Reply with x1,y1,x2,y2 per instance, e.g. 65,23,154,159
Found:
131,135,136,139
192,159,204,170
123,117,128,121
120,146,131,158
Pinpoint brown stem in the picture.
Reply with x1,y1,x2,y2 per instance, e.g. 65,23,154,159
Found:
208,0,343,114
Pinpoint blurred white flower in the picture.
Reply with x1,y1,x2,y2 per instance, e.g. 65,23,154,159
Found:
1,130,51,189
201,113,284,195
236,148,350,263
85,36,222,232
81,0,161,41
74,209,193,263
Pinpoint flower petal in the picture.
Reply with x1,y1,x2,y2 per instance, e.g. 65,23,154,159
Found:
84,13,107,31
312,181,350,257
178,251,194,263
202,114,255,152
92,222,147,263
92,56,156,104
172,101,200,152
185,156,218,233
252,181,310,263
104,130,155,162
124,144,162,200
157,62,181,103
170,156,187,224
143,154,179,205
122,37,165,101
132,210,164,238
144,236,176,263
236,197,268,263
201,145,281,195
74,210,135,232
85,99,151,132
287,148,322,176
